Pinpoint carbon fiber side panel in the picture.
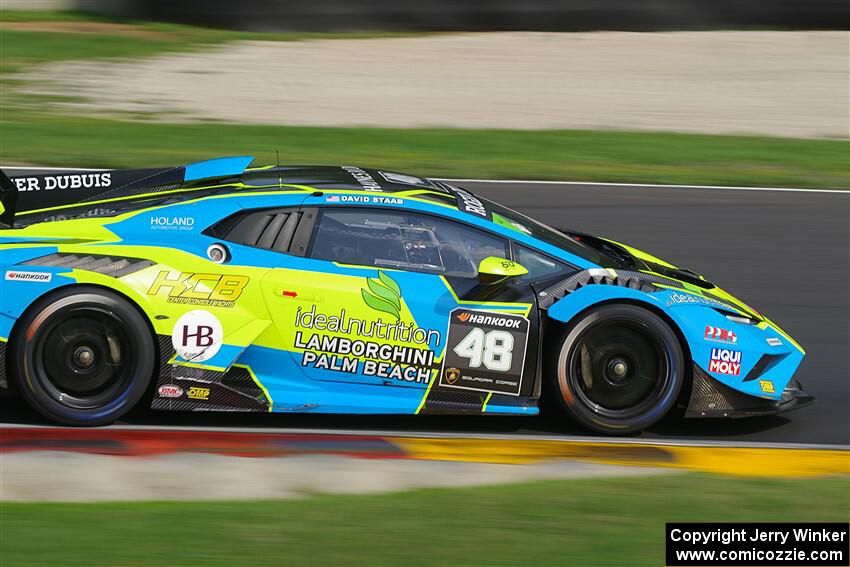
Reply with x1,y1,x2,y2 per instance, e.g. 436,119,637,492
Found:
0,342,7,390
418,388,489,415
151,335,270,412
684,364,806,417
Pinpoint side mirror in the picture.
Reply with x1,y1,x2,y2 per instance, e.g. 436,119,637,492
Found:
477,256,528,284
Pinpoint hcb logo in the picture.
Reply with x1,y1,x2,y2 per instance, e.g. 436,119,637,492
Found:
148,271,248,307
172,310,223,362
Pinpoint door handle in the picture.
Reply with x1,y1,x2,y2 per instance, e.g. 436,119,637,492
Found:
274,288,323,303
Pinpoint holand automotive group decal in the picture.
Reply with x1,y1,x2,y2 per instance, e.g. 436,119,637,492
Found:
439,309,529,396
150,216,195,231
294,305,442,384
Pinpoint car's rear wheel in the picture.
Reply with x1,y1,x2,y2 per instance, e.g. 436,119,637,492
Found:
11,286,155,426
550,304,684,434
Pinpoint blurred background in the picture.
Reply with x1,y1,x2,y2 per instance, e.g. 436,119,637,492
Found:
0,2,848,566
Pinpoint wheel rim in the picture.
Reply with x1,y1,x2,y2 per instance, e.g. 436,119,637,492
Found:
33,307,135,410
567,318,671,419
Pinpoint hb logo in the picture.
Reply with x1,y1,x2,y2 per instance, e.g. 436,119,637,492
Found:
182,324,215,348
172,310,223,363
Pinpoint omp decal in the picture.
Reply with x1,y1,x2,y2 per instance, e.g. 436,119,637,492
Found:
147,271,248,308
704,325,737,344
708,348,742,376
439,308,530,396
171,310,224,363
186,386,210,400
759,380,776,394
4,270,52,283
341,166,382,192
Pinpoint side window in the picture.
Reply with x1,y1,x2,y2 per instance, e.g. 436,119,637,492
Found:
310,209,508,278
206,208,303,253
515,245,572,281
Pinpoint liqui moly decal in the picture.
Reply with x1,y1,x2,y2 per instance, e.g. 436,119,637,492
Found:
704,325,737,344
708,348,742,376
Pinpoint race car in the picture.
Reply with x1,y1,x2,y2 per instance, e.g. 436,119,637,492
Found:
0,157,813,433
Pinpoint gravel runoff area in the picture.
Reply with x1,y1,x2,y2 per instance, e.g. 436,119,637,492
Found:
0,452,670,502
18,31,849,139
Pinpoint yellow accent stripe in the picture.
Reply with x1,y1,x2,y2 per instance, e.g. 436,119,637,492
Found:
481,393,493,412
390,438,849,478
17,183,247,215
439,276,532,314
166,353,228,373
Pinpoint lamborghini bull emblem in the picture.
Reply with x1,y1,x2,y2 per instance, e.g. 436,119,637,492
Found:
445,367,461,385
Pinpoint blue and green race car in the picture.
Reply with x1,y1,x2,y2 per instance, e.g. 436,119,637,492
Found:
0,157,813,433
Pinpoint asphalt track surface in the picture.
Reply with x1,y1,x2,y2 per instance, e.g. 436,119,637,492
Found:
1,172,848,446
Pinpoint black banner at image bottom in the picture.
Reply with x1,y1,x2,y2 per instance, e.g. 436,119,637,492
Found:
666,523,849,566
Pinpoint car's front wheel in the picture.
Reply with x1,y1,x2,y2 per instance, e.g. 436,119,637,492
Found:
11,286,156,426
550,303,685,435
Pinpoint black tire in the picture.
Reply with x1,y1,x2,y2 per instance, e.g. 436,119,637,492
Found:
549,304,685,435
10,286,156,426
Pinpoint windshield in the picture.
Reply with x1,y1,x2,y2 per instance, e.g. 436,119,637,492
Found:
480,197,618,268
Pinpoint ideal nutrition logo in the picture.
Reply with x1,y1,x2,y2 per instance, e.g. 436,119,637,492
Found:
361,271,403,320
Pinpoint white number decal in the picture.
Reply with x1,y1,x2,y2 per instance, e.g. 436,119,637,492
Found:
453,327,486,368
453,328,514,371
484,330,513,371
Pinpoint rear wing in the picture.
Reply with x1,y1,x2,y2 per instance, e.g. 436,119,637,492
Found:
0,156,254,228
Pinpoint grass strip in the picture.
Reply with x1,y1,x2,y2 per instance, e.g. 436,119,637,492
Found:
1,117,847,188
1,474,848,566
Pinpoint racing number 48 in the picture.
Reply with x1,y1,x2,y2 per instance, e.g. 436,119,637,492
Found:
453,328,514,371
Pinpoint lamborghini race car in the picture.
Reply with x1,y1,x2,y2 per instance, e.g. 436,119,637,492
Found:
0,157,813,433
